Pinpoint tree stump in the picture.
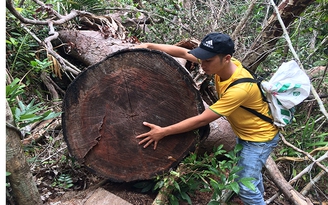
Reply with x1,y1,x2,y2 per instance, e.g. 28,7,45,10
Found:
62,49,209,182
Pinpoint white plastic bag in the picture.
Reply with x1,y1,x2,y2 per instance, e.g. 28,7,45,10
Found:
261,60,311,127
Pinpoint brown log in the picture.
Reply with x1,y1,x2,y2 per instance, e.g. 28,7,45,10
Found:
62,48,209,182
198,117,236,154
57,30,135,66
198,102,236,154
265,156,313,205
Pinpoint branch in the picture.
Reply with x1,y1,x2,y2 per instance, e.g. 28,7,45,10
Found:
231,0,257,40
40,71,59,100
269,0,328,121
267,151,328,203
300,170,327,196
6,0,92,25
97,7,191,32
280,133,328,173
289,151,328,185
20,24,81,75
8,0,82,75
265,156,313,205
266,133,328,203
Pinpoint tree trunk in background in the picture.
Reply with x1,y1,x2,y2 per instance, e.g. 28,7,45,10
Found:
242,0,315,71
6,101,42,205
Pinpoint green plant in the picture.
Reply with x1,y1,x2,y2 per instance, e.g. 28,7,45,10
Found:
30,59,53,73
6,78,61,131
12,99,61,130
6,78,26,107
6,172,12,187
52,174,74,189
135,144,255,205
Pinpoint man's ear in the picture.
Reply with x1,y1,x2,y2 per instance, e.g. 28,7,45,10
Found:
224,54,232,61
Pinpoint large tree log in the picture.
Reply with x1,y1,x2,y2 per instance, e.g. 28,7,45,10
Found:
62,48,210,182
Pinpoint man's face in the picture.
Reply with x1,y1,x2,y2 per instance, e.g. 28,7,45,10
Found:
198,55,230,75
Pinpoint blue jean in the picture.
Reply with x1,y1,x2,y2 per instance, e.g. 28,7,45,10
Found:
236,133,280,205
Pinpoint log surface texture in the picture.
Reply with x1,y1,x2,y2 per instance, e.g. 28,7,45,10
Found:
62,49,209,182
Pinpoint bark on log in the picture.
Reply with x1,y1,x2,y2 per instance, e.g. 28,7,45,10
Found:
198,100,236,154
6,101,43,205
62,48,209,182
198,117,236,154
57,30,135,66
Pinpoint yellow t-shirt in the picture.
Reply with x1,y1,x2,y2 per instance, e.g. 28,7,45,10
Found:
209,58,278,142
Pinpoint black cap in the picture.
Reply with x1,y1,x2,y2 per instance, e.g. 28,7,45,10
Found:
188,32,235,60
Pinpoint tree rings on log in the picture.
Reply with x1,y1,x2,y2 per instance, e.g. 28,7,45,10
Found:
62,49,209,182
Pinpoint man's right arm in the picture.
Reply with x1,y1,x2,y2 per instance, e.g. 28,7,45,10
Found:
135,43,198,63
136,108,220,149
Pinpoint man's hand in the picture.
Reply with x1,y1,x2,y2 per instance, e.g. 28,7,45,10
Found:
131,43,149,49
136,122,167,150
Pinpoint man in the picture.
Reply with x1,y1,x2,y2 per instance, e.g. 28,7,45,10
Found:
135,32,279,205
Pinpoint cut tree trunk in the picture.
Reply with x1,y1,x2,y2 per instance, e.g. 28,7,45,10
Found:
62,48,210,182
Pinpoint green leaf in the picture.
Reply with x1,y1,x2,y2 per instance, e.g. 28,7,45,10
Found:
141,183,153,193
208,200,221,205
169,194,179,205
18,100,26,113
173,181,181,192
234,144,243,152
180,176,186,184
43,111,61,120
200,187,211,192
229,181,240,194
170,170,180,177
306,141,328,146
208,166,219,175
239,177,256,191
19,113,39,121
6,78,25,101
154,180,164,190
209,178,218,189
180,191,191,204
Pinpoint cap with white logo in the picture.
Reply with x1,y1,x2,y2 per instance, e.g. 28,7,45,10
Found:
188,33,235,60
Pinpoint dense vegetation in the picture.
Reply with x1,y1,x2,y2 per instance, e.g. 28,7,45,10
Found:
6,0,327,204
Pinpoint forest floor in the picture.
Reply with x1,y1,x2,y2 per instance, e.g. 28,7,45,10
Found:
6,123,325,205
38,164,287,205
